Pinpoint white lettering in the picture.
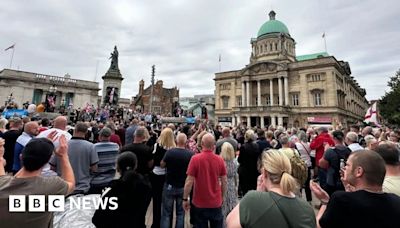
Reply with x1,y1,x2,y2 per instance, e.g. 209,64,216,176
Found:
108,197,118,210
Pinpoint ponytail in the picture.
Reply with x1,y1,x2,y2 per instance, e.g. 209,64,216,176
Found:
279,172,299,195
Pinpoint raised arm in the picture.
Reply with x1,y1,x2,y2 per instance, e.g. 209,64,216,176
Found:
54,135,75,194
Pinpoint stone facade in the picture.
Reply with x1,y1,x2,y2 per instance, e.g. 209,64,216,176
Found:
133,79,179,115
214,11,369,128
0,69,100,109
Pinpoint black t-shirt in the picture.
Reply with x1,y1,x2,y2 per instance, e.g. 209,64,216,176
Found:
320,190,400,228
2,129,21,172
163,148,194,188
120,143,152,176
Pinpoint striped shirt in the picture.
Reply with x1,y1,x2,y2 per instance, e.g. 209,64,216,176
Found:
91,141,119,186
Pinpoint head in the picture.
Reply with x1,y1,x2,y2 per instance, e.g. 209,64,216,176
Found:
345,132,359,145
0,118,8,129
201,133,216,151
105,122,116,133
297,130,307,143
389,131,399,143
40,118,50,127
53,116,68,130
375,143,400,167
220,142,235,161
9,117,23,130
244,129,255,143
362,126,373,136
117,152,138,178
260,149,298,194
167,123,176,131
317,127,328,135
73,122,88,137
332,130,345,144
24,121,40,137
364,135,378,150
176,133,187,147
22,138,55,171
342,150,386,188
158,127,176,149
133,126,147,143
99,127,112,142
265,130,274,140
278,134,289,147
222,127,231,138
350,125,360,134
257,129,265,139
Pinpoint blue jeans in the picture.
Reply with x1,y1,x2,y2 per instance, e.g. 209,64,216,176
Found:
161,184,184,228
192,205,223,228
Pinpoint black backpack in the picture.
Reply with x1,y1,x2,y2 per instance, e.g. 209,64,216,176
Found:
331,147,351,188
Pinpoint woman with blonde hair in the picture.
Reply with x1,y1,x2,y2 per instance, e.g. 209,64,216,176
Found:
0,118,8,137
227,149,315,228
150,127,176,228
220,142,238,227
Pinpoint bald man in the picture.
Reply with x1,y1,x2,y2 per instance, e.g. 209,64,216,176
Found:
12,121,40,172
215,127,238,155
160,133,194,227
183,133,227,228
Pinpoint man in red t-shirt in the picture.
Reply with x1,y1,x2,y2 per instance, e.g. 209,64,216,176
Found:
183,133,227,228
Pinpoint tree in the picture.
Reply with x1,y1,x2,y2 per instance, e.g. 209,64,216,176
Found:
379,69,400,126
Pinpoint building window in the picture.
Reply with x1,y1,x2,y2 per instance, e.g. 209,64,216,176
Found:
236,96,242,106
292,94,299,106
314,93,322,106
255,96,258,105
308,73,323,82
222,96,229,109
266,96,271,105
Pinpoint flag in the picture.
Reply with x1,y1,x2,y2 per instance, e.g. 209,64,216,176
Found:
364,102,380,127
5,44,15,51
218,54,221,62
322,32,325,38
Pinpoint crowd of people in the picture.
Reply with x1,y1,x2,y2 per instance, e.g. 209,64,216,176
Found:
0,113,400,227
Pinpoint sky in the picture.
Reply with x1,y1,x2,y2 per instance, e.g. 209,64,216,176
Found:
0,0,399,101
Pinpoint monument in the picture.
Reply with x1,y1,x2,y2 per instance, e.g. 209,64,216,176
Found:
102,46,124,107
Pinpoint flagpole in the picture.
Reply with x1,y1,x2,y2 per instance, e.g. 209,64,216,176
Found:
219,54,221,72
323,32,327,53
9,47,15,69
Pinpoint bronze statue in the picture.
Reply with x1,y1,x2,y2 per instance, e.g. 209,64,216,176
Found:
109,46,119,70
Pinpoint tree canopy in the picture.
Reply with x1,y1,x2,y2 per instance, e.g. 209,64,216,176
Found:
379,69,400,126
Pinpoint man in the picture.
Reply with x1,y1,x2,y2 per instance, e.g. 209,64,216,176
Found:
120,126,153,177
50,122,98,195
0,135,75,228
89,127,119,194
256,129,272,153
319,130,351,195
183,133,227,228
311,150,400,228
12,121,40,173
160,133,194,228
125,118,138,146
310,127,334,187
39,118,50,133
215,127,238,155
2,117,22,173
345,132,364,152
375,143,400,196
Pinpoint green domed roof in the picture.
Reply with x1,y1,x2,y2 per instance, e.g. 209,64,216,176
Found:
257,11,290,38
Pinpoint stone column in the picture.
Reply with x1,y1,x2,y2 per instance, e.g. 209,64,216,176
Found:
246,81,250,106
232,115,236,127
247,116,251,127
241,81,246,106
260,116,265,128
284,76,289,106
278,77,283,106
257,80,261,106
278,116,283,126
271,115,276,127
269,79,274,106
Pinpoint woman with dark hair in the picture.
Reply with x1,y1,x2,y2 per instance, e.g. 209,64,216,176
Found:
238,130,260,197
92,152,151,228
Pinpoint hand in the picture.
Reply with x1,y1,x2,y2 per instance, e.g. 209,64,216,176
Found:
54,135,68,158
0,138,5,158
256,174,266,191
323,142,331,152
310,180,329,202
183,200,190,211
46,130,58,142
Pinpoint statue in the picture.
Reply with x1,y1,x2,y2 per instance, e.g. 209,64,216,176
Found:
109,46,119,70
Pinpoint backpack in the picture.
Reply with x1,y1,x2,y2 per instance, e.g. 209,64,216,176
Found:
331,147,351,189
288,149,308,187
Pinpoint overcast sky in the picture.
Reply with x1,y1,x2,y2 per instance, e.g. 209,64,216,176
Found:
0,0,398,101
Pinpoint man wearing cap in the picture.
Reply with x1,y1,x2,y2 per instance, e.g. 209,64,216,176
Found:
0,135,75,228
89,127,119,194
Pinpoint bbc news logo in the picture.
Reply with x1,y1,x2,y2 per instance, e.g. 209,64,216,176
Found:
9,195,118,212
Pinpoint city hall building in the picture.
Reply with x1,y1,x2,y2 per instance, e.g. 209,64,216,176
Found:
214,11,369,128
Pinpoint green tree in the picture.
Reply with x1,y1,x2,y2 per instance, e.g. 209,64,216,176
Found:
379,69,400,126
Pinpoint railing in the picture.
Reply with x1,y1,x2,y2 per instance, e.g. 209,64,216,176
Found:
232,105,292,113
35,74,82,85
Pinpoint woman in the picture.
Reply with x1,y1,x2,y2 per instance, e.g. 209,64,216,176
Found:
227,150,316,228
295,130,313,203
92,152,151,228
238,129,260,197
364,135,378,150
220,142,238,227
150,127,176,228
0,118,8,137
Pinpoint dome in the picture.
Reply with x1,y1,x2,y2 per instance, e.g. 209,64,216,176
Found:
257,11,290,38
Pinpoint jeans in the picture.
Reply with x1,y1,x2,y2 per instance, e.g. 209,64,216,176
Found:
161,184,184,228
192,205,223,228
